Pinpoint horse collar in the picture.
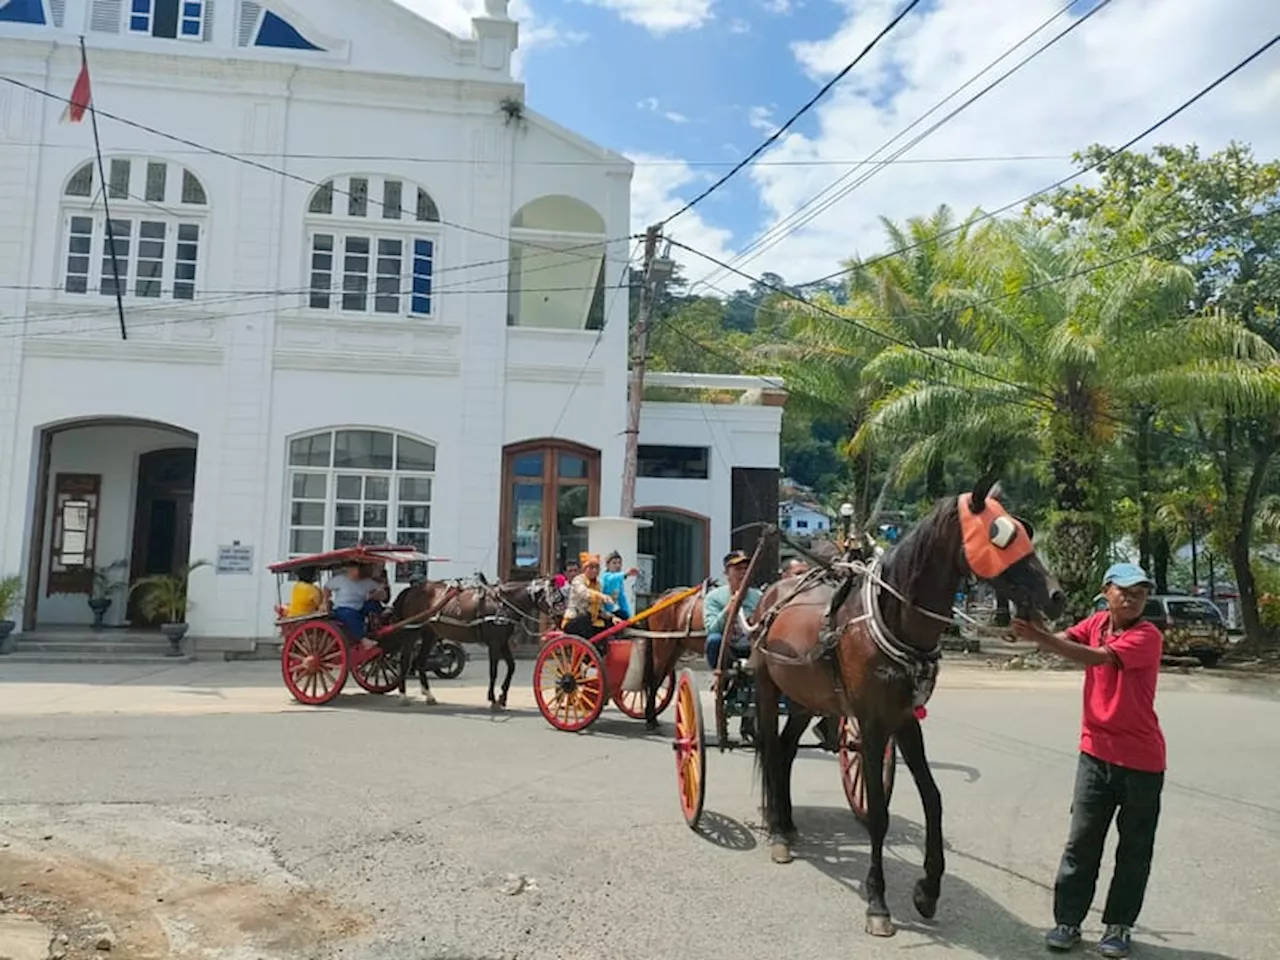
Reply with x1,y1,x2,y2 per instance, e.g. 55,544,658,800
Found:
861,560,943,667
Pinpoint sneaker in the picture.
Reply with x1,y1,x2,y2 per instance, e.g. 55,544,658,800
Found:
1098,925,1131,958
1044,924,1081,951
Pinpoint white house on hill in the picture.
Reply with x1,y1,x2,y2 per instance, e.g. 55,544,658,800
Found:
0,0,782,650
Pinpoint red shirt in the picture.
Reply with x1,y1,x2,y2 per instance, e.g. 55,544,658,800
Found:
1065,611,1166,773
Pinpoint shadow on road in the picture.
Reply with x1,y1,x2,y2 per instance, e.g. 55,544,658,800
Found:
693,811,757,852
787,805,1237,960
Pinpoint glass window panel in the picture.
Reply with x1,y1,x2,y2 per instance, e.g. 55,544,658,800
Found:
557,484,590,572
66,164,93,197
364,476,390,501
382,179,403,220
134,220,166,298
558,453,588,479
348,177,368,217
173,222,198,300
309,181,334,215
342,235,369,311
335,475,362,499
396,436,436,472
145,161,168,202
416,188,439,222
333,529,359,549
99,219,131,297
334,503,359,527
108,159,131,200
309,233,333,309
399,476,433,502
363,505,388,527
291,529,324,554
399,505,430,529
289,434,331,467
374,237,402,314
512,453,543,478
334,430,393,470
510,483,543,572
290,502,324,526
361,530,387,545
291,472,326,499
181,169,206,205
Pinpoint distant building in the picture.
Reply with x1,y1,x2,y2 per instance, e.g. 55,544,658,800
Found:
779,500,831,536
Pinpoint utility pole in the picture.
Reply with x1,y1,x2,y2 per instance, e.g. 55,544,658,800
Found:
620,224,671,517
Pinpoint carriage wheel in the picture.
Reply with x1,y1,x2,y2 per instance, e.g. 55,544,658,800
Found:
672,669,706,829
612,669,675,720
838,715,897,825
350,645,404,694
533,634,606,732
281,621,349,705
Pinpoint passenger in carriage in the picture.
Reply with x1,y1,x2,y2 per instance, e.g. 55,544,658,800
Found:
601,550,638,621
561,553,620,641
704,550,762,669
286,566,323,617
323,560,383,650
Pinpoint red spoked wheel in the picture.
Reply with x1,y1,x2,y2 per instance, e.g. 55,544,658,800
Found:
533,633,607,732
350,644,405,694
671,669,706,829
838,715,897,825
281,621,349,705
612,669,675,720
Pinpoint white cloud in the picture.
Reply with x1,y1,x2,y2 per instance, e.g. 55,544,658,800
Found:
626,152,738,279
573,0,714,35
747,105,778,134
728,18,751,34
760,0,793,13
721,0,1280,285
637,96,660,111
391,0,583,78
664,111,691,124
639,98,692,124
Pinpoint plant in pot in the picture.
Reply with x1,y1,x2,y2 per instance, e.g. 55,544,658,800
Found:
88,559,129,630
0,575,22,655
128,560,209,656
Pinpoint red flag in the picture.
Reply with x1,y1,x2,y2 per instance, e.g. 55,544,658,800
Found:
62,53,92,124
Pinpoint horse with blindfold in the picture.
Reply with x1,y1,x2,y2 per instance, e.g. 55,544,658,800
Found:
749,475,1064,938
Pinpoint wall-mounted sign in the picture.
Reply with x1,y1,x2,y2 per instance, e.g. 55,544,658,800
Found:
216,543,254,575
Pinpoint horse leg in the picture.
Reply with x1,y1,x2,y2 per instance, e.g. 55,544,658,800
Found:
895,716,945,920
861,719,896,937
417,632,438,706
396,632,416,705
753,666,794,864
498,636,516,708
776,710,811,841
642,638,657,730
487,638,501,711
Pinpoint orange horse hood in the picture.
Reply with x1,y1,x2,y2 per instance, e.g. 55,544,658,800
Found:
958,492,1034,580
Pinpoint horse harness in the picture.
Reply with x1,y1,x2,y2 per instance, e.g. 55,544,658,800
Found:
425,578,549,636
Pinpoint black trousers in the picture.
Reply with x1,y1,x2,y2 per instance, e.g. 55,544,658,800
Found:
1054,751,1163,929
563,614,612,641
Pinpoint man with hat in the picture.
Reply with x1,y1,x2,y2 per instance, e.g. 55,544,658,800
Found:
1012,563,1166,960
561,552,620,640
704,550,762,670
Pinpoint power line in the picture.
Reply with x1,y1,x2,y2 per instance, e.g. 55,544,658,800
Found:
659,0,924,226
796,30,1280,290
696,0,1109,292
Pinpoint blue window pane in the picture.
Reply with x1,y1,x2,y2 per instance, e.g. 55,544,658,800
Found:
413,258,431,276
181,19,200,34
412,276,432,296
411,295,431,315
130,15,150,31
132,0,151,13
413,239,433,258
0,0,48,25
183,1,201,16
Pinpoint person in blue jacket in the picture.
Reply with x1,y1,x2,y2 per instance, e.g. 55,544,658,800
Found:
600,551,636,621
704,550,762,668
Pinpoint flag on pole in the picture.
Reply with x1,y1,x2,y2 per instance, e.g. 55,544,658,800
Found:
61,48,92,124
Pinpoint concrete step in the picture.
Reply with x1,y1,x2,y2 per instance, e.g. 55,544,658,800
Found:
12,639,178,656
1,652,194,665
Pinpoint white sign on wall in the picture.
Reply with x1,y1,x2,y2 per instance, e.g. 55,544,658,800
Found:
635,554,655,596
216,543,254,575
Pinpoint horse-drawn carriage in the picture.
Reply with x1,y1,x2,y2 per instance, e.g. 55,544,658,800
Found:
270,545,461,706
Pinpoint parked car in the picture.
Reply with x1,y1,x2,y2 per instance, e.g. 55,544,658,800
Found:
1092,593,1228,667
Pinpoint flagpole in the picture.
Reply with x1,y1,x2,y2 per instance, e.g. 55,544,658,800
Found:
79,36,127,341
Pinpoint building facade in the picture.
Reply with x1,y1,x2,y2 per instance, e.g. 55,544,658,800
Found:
0,0,782,645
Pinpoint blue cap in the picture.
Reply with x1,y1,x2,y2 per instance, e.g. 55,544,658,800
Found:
1103,562,1153,589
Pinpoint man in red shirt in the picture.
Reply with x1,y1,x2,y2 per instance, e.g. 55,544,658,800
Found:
1012,563,1165,959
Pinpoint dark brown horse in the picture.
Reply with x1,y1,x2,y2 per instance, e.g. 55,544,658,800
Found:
637,584,708,728
393,576,565,708
750,477,1064,937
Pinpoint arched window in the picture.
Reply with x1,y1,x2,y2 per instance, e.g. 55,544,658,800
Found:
286,428,436,582
507,195,607,330
305,174,441,318
60,156,207,300
499,440,599,580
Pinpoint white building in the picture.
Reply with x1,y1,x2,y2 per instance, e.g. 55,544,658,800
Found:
0,0,783,650
779,500,832,537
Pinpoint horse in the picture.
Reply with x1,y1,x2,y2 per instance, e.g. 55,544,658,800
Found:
392,576,565,709
637,584,708,729
749,476,1065,938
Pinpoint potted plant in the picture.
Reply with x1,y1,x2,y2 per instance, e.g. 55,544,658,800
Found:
0,575,22,655
128,560,209,656
88,559,128,630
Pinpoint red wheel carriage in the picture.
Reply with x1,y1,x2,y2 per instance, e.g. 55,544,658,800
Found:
532,584,703,733
269,545,447,706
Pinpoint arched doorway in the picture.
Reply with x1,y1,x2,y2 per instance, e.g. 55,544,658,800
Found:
23,417,198,630
636,507,710,603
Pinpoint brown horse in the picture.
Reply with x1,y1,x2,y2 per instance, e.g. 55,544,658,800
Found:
750,477,1064,937
637,584,708,728
393,576,565,708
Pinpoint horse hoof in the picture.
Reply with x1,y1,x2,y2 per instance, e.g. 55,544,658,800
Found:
769,841,793,864
424,694,438,706
913,879,939,919
398,695,414,708
489,700,505,713
865,914,897,938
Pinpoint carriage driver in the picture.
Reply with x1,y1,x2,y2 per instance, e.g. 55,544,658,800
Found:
323,560,385,651
704,550,762,669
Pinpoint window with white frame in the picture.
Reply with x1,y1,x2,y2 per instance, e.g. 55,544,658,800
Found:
305,175,440,318
128,0,206,39
287,429,436,583
61,157,206,300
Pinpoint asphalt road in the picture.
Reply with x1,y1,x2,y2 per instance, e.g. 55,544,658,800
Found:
0,659,1276,960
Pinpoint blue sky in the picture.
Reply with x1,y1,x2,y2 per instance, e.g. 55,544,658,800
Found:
405,0,1280,289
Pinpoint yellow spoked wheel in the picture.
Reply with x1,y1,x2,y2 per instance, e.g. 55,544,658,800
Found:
672,669,706,829
533,632,607,732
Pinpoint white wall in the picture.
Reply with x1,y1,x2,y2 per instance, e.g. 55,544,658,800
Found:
38,423,197,626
